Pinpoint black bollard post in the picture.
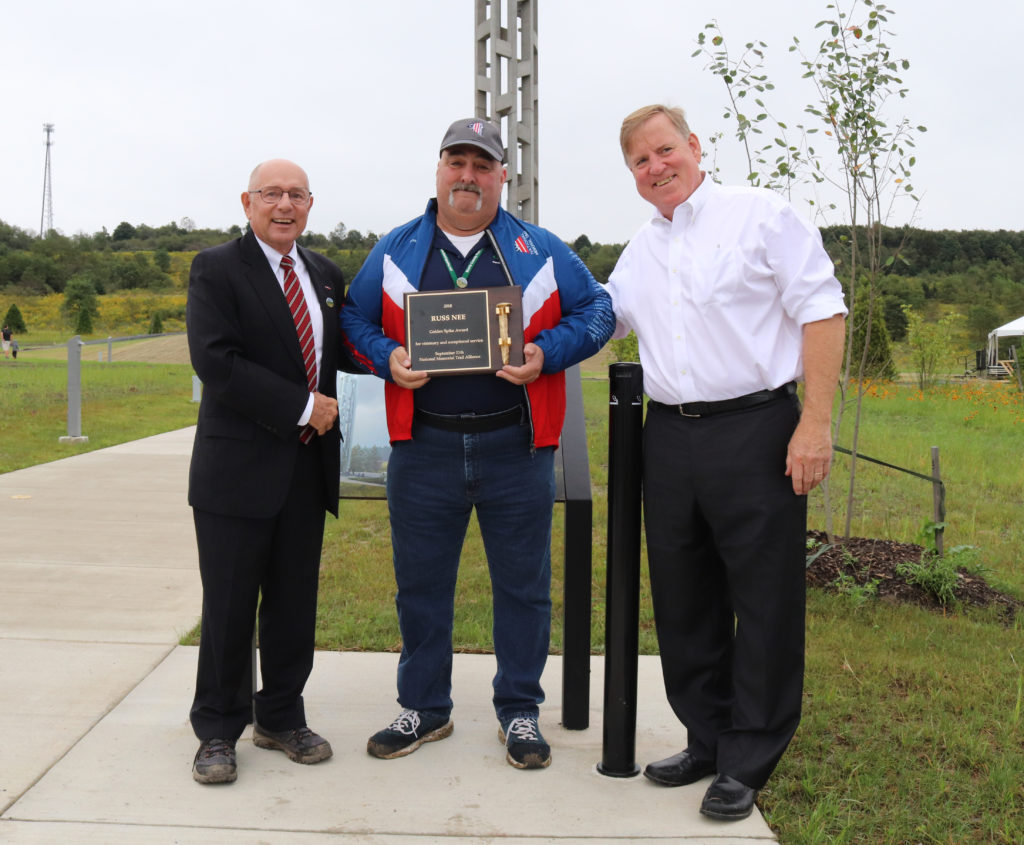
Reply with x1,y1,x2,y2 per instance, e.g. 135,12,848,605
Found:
598,362,644,777
560,365,593,730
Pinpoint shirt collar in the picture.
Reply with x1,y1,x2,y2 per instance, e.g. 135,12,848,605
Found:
433,225,487,257
253,233,300,270
652,172,715,228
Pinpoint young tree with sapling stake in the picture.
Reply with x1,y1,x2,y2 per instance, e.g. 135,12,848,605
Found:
695,0,925,538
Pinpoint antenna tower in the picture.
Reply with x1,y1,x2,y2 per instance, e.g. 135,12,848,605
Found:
40,123,55,238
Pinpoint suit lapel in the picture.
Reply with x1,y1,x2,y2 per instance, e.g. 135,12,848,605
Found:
298,244,338,322
240,230,308,375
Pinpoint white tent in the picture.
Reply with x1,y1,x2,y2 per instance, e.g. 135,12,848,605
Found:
987,315,1024,366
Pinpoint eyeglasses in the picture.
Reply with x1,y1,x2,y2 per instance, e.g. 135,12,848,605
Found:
249,188,312,206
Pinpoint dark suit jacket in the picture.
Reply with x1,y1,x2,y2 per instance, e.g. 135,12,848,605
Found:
186,230,344,519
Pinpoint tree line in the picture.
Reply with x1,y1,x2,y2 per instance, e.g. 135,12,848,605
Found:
0,218,383,296
2,217,1023,348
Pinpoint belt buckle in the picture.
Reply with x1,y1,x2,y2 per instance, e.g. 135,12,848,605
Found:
678,406,702,419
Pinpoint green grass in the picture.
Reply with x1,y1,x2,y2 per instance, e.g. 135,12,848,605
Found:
767,593,1023,844
822,380,1024,596
3,354,1022,842
0,358,198,472
12,331,71,347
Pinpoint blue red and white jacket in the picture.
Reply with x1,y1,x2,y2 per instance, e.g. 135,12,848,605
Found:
341,200,615,447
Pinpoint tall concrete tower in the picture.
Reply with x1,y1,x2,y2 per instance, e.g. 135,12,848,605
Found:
474,0,538,223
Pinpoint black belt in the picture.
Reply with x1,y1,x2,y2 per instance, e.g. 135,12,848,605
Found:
414,405,524,433
647,382,797,418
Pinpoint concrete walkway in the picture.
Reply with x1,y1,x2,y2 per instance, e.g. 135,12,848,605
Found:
0,428,776,843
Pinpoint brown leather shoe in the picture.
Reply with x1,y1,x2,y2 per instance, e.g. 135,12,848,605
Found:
192,738,237,784
643,749,716,786
700,773,757,820
253,724,333,764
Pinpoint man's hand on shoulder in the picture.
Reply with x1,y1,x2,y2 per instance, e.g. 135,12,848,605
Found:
309,392,339,434
497,342,544,385
389,346,431,389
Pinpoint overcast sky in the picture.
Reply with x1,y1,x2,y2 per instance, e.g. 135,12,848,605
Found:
2,0,1019,245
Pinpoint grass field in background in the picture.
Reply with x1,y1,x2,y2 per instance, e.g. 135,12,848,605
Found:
0,358,198,473
821,380,1024,595
2,351,1022,842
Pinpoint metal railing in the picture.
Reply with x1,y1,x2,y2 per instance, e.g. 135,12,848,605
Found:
59,332,188,442
833,443,946,555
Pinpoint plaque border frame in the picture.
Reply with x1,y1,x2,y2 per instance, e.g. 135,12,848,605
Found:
403,286,523,375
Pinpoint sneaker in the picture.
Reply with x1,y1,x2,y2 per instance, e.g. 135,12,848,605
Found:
498,714,551,769
192,738,237,784
367,709,454,759
253,724,333,764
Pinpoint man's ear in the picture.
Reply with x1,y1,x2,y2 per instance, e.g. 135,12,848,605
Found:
688,134,702,162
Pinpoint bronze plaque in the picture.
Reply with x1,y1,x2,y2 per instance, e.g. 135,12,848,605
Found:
404,286,524,375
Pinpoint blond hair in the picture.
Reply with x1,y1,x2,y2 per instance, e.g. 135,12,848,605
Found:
619,105,692,165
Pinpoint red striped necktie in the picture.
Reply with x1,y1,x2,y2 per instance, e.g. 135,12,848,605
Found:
281,255,317,444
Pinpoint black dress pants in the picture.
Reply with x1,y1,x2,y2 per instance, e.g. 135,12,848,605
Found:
642,395,806,789
190,443,327,741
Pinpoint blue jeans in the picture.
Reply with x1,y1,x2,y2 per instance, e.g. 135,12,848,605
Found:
386,419,555,723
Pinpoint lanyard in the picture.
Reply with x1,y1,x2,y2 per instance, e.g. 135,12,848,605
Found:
439,247,485,289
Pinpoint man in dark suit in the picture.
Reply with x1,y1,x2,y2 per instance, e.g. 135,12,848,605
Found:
186,159,342,784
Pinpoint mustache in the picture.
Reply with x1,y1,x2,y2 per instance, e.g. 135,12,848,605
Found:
447,183,483,211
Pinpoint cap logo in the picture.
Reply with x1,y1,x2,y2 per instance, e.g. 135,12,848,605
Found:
470,122,484,135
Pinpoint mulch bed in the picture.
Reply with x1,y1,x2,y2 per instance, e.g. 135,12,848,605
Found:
805,530,1024,621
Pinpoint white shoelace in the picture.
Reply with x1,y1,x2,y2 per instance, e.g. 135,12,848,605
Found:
505,716,540,743
387,709,421,736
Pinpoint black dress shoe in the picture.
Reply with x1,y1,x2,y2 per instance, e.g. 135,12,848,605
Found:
192,738,237,784
253,724,333,764
700,773,757,820
643,749,716,786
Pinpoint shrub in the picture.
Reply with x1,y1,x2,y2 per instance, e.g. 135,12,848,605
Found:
608,331,639,363
75,307,94,335
3,302,26,332
62,275,101,330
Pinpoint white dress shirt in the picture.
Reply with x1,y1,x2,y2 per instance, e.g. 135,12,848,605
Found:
606,177,847,404
254,235,324,426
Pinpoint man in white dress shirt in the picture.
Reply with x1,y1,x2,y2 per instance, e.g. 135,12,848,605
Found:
606,105,847,821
